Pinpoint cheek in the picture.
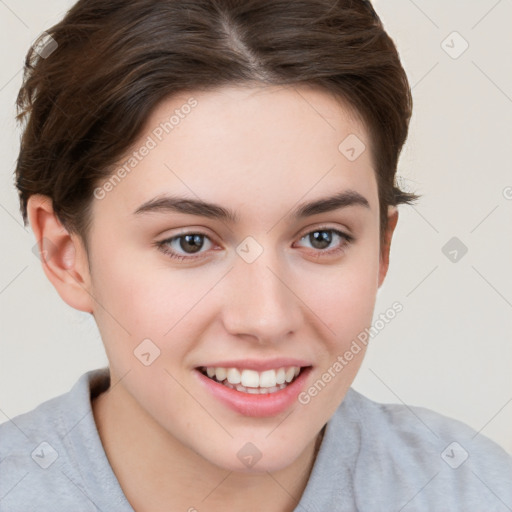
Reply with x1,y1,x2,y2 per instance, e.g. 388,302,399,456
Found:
90,223,380,361
89,250,216,362
297,239,380,344
296,256,379,412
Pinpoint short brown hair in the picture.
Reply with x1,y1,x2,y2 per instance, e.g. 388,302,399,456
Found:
14,0,420,248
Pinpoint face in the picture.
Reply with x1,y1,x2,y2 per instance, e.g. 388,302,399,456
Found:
84,84,392,472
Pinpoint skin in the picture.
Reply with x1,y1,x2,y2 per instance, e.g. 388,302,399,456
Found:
27,84,398,512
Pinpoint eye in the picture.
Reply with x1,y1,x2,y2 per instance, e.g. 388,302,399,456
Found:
294,227,353,257
155,232,215,261
155,226,354,263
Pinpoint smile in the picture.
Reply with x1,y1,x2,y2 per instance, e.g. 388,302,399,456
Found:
194,358,312,417
198,366,302,394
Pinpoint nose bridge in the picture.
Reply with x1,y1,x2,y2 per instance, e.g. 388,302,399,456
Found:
221,244,302,342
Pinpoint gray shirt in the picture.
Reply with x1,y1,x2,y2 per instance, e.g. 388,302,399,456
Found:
1,367,511,511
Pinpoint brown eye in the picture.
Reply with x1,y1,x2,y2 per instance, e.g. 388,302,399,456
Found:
296,227,353,257
156,232,214,261
307,230,334,250
177,234,206,254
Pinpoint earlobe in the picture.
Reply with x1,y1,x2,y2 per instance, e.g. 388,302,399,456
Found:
27,194,94,313
378,206,399,289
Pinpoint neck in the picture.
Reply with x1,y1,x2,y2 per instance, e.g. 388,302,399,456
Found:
92,379,324,512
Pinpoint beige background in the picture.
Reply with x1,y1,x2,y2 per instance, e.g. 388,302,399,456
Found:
0,0,511,454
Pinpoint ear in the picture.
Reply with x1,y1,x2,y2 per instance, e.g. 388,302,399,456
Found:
378,206,399,289
27,194,94,313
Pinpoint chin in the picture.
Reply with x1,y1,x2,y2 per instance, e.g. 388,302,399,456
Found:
198,437,309,474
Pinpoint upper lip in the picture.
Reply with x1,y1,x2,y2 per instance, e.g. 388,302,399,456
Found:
196,358,312,372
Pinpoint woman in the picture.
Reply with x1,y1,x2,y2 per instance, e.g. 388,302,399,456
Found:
1,0,510,510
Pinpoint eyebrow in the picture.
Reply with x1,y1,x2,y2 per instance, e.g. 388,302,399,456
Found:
133,189,370,223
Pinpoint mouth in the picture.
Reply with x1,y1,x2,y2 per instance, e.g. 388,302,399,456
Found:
197,365,305,394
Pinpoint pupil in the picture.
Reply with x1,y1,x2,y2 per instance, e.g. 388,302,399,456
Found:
311,230,331,250
181,234,203,253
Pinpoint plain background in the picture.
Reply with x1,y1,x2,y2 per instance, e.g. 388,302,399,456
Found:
0,0,511,455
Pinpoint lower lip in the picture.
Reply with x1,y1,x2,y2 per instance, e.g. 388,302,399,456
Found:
194,367,312,417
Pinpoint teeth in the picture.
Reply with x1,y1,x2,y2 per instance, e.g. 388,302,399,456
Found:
222,380,288,394
202,365,302,390
241,369,259,388
215,367,227,381
285,367,295,383
259,369,276,388
227,368,241,384
276,368,286,385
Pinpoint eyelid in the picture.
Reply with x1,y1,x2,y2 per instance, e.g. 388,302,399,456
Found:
156,223,354,261
156,226,218,246
156,230,217,252
156,223,351,246
295,223,352,241
293,225,354,256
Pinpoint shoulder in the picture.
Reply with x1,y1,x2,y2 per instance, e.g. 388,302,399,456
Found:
0,368,108,456
336,388,512,511
0,368,122,511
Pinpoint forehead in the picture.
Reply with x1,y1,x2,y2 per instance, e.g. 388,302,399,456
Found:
96,84,378,225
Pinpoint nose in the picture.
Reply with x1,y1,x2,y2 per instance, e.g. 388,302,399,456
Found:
220,249,303,345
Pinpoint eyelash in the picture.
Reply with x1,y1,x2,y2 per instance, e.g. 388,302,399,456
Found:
155,226,354,263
